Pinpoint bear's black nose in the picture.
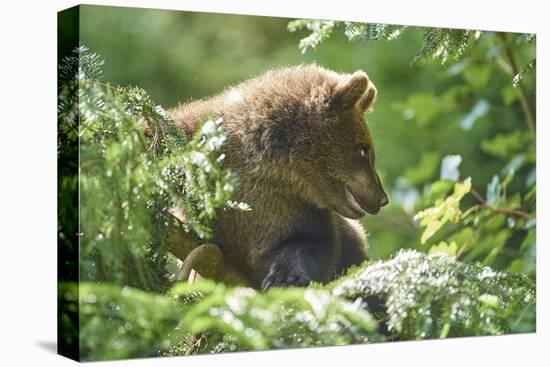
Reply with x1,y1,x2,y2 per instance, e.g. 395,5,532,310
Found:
379,192,389,207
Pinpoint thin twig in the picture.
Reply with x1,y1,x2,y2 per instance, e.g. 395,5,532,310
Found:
470,187,486,205
491,207,532,219
497,32,536,138
469,187,532,219
94,81,119,92
456,185,533,258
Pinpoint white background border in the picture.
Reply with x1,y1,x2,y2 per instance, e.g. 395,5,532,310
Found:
0,0,546,366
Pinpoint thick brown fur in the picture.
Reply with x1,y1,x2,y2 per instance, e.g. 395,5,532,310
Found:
169,64,388,289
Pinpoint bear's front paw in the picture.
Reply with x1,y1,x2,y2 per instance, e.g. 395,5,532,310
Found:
261,265,311,290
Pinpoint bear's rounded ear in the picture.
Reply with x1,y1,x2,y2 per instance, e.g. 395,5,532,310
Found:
359,83,377,112
331,71,368,109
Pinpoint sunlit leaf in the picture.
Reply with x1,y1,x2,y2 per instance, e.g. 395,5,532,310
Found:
415,178,471,244
429,241,458,256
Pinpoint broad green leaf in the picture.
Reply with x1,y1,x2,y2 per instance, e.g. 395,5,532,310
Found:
415,178,471,244
429,180,454,201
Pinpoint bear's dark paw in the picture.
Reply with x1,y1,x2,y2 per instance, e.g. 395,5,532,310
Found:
261,266,311,290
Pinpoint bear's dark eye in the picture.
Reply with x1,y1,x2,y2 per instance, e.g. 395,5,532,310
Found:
359,146,369,158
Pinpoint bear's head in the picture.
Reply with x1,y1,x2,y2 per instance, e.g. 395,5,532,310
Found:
287,67,389,218
229,65,388,218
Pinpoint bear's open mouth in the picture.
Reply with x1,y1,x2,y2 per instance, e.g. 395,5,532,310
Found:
345,184,367,214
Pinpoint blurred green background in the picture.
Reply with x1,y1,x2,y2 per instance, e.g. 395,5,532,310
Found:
73,5,535,265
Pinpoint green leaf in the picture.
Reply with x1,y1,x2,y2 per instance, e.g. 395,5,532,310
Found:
481,131,533,159
478,294,499,308
415,178,471,244
454,177,472,197
429,180,454,201
429,241,458,256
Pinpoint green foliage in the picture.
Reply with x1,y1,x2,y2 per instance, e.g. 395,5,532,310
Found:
428,241,458,256
287,18,537,274
284,16,536,338
481,131,533,159
64,249,534,360
58,44,105,84
342,22,404,42
288,20,406,54
58,46,246,291
333,250,535,339
287,20,336,54
287,19,535,73
287,20,480,64
413,28,479,64
394,92,449,127
170,281,382,352
76,283,185,361
513,59,536,88
415,178,471,244
413,160,535,271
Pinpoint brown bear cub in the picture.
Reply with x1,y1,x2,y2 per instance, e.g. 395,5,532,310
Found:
170,64,388,290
